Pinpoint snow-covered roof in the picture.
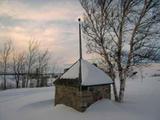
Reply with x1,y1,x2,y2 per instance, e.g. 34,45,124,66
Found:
60,59,113,86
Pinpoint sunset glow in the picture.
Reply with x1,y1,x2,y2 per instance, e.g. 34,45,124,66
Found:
0,0,93,64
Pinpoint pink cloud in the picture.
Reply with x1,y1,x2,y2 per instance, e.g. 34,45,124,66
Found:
0,0,93,65
0,1,83,22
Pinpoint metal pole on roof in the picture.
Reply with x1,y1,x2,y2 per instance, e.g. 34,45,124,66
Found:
78,18,82,59
78,18,82,85
78,18,83,107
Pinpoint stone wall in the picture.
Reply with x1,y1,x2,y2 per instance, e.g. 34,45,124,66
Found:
55,85,82,111
81,85,111,109
55,84,111,112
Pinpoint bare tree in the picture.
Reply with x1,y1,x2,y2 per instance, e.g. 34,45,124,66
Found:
80,0,160,102
12,52,26,88
26,40,39,87
0,40,12,90
36,49,50,87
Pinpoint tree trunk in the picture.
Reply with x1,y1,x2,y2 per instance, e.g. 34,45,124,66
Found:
3,75,6,90
36,79,40,87
36,74,40,87
118,75,126,102
40,78,44,87
3,65,7,90
22,77,26,88
112,80,119,101
16,81,19,88
26,74,29,88
108,67,119,101
16,76,20,88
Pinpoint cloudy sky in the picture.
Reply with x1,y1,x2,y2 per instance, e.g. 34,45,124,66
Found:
0,0,95,65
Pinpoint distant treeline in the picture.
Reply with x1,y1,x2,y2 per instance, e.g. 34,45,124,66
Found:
0,40,57,90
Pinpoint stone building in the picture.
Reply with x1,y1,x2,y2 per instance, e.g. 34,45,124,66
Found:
54,59,113,112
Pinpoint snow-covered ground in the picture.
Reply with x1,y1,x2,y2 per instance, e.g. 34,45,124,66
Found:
0,64,160,120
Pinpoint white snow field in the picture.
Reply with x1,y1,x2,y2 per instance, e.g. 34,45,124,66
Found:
0,64,160,120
